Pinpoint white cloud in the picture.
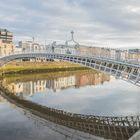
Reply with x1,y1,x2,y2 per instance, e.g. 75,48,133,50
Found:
0,0,140,48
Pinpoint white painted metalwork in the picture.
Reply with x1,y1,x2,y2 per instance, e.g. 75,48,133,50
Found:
0,50,139,87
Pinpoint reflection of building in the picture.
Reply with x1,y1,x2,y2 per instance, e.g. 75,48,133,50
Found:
7,71,110,96
0,29,15,56
8,80,47,96
7,82,23,96
33,80,46,93
76,73,110,87
46,76,76,92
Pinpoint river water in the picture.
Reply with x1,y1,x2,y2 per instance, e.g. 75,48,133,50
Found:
0,69,140,140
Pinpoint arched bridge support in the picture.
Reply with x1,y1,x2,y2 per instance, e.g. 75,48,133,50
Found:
0,53,139,87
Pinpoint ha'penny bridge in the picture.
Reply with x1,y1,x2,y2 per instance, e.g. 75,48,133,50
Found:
0,30,140,139
0,51,139,87
0,53,139,139
0,31,139,86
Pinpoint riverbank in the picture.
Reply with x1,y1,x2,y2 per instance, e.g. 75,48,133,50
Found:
1,69,97,85
0,61,88,75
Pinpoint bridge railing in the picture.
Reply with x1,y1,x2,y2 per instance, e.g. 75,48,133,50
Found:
0,50,139,86
76,50,140,65
1,50,140,66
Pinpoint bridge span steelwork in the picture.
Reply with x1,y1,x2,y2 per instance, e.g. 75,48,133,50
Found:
0,52,139,87
0,52,140,86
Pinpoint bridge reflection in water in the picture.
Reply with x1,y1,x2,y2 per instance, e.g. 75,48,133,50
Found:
1,89,140,140
22,107,140,140
1,71,140,140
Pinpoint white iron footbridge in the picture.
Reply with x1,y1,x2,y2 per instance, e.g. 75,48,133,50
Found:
0,52,140,87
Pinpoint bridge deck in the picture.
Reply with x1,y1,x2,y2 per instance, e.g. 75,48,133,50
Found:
0,52,139,87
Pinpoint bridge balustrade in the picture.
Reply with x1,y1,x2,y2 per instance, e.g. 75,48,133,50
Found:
0,51,139,87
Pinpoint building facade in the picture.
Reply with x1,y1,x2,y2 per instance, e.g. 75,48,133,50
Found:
53,44,77,55
19,41,49,62
0,29,13,43
19,41,48,52
0,29,15,57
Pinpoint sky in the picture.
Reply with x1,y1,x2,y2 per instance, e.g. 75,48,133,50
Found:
0,0,140,48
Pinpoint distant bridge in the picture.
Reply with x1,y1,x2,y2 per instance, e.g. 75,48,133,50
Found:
0,52,140,87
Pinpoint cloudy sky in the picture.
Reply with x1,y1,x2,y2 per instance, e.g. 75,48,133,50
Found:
0,0,140,48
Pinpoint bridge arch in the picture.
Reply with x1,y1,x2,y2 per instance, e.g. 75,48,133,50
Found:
0,52,139,87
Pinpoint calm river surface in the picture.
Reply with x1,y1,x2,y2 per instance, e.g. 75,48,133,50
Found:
0,69,140,140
